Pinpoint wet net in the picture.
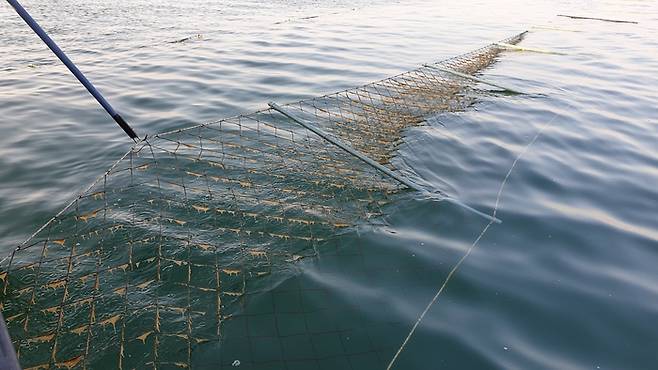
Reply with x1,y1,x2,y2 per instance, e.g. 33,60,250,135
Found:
0,32,525,370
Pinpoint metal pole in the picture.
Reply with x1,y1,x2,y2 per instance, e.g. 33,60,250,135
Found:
494,42,566,55
6,0,139,140
269,102,420,190
269,102,501,224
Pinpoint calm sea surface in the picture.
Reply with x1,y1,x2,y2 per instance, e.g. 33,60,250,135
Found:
1,0,657,369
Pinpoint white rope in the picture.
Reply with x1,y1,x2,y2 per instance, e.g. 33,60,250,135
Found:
386,102,560,370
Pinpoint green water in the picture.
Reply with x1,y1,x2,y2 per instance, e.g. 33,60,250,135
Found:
1,0,658,369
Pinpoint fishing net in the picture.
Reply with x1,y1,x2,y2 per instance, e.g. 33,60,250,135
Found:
0,31,525,370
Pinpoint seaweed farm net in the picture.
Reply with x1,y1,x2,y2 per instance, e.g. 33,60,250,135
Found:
0,31,525,369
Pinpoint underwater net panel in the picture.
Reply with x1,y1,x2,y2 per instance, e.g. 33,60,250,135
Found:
0,32,525,370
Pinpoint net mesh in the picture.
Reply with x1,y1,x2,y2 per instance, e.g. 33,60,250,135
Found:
0,32,525,370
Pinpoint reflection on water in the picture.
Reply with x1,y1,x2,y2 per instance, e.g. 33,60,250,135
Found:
1,0,657,369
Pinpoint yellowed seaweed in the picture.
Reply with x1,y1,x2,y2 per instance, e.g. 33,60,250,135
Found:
136,331,153,343
26,333,55,344
55,355,83,369
70,325,88,336
99,314,121,330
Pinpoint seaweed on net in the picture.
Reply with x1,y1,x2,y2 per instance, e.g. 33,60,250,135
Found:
0,31,525,369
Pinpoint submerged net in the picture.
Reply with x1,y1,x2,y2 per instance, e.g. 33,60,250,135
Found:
0,32,525,370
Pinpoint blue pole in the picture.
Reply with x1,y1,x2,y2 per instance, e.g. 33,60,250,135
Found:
0,312,20,370
6,0,139,140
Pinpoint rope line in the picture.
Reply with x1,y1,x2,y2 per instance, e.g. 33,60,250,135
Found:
386,97,563,370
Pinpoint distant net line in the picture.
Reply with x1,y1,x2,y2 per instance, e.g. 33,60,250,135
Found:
1,31,526,370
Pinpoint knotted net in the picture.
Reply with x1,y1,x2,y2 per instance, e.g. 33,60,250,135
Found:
0,31,525,370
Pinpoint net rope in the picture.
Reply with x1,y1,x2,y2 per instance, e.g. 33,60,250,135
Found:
1,31,525,370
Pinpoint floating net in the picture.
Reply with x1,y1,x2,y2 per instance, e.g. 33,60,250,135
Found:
0,31,525,370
